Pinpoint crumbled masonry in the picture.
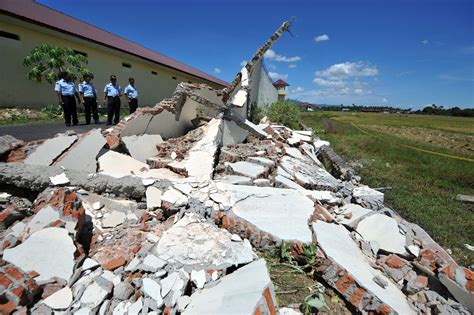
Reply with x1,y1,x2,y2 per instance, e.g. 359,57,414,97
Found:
0,20,473,315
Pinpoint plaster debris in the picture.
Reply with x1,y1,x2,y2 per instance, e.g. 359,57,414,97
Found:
356,213,407,255
146,186,162,209
57,129,106,172
24,134,77,166
4,227,76,282
226,161,266,179
122,134,163,163
42,286,73,310
102,210,126,228
49,172,69,185
161,187,188,207
98,150,149,178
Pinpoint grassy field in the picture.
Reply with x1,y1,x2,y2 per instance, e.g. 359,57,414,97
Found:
301,111,474,266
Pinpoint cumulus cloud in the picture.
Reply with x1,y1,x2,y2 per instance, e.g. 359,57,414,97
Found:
315,61,378,78
288,64,297,69
213,68,221,74
382,98,388,103
240,60,247,67
267,64,277,70
312,61,379,98
268,72,288,80
315,34,330,42
264,49,302,63
291,87,305,94
421,39,429,45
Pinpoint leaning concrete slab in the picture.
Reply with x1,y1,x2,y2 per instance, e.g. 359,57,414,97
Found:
122,134,163,163
56,129,106,173
24,134,77,166
183,259,276,315
222,120,249,145
313,221,415,315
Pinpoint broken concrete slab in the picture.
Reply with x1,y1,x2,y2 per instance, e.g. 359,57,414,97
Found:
142,278,164,307
102,210,126,228
56,129,106,172
353,185,384,209
3,227,76,282
49,172,70,186
217,183,314,243
161,187,188,207
183,259,276,315
146,186,162,209
122,134,163,163
223,110,268,139
98,150,149,178
24,134,77,166
216,175,252,186
154,213,255,269
336,204,372,227
42,286,73,310
225,161,266,179
356,213,407,255
313,221,415,314
222,120,249,146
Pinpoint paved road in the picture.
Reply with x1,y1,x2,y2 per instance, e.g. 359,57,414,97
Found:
0,121,108,141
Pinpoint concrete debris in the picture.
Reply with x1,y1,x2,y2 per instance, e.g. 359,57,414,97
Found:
24,134,77,166
183,259,276,315
0,19,471,315
122,134,163,163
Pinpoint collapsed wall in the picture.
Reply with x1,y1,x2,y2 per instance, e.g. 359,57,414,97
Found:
0,20,472,315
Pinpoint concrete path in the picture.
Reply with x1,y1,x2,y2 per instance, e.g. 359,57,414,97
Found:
0,121,107,141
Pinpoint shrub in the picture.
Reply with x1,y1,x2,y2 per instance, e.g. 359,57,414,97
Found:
41,104,63,118
266,100,300,129
249,103,264,124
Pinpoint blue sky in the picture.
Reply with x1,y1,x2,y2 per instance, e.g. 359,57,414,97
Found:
38,0,473,109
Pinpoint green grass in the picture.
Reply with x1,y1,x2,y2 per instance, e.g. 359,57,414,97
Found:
302,111,474,266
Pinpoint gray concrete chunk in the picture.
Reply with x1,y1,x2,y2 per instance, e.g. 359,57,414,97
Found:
57,129,105,172
24,134,77,166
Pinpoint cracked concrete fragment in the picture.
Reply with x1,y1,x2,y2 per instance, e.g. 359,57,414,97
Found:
24,134,77,166
226,161,266,179
98,150,149,178
122,134,163,163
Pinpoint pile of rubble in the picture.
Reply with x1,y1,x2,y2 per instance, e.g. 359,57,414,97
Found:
0,20,472,315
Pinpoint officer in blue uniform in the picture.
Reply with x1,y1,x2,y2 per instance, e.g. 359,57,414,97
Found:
124,77,138,114
103,75,122,125
78,74,99,124
54,72,79,126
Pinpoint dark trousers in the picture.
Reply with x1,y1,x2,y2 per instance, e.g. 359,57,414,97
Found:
107,96,121,124
129,98,138,114
84,97,99,124
61,95,78,125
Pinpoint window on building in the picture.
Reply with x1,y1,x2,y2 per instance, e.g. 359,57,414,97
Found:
0,31,20,41
122,62,132,68
172,76,177,80
151,71,158,75
73,50,87,57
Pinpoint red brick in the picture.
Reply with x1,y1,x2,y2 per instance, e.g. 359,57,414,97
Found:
103,258,126,271
263,287,276,315
12,286,26,304
335,272,354,294
464,268,474,281
385,255,404,269
349,287,366,307
228,216,235,234
0,300,16,314
5,267,23,281
163,306,172,315
2,239,11,250
377,304,392,314
221,215,228,229
412,276,428,289
466,280,474,292
0,273,12,289
254,306,262,315
441,263,457,279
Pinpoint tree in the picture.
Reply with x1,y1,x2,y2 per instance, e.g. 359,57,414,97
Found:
23,44,92,83
266,100,300,129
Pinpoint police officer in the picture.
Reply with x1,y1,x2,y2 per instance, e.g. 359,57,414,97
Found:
103,75,122,125
78,74,99,124
124,77,138,114
54,72,79,126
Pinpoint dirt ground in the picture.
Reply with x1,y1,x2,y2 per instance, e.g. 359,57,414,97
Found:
365,125,474,157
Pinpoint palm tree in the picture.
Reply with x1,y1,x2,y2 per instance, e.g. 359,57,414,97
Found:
23,44,92,83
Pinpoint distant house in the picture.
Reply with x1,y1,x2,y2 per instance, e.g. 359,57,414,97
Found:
0,0,227,108
297,102,312,111
272,79,289,102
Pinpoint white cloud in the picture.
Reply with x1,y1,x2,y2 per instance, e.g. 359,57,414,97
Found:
315,34,330,42
421,39,429,45
288,64,297,69
267,64,277,70
268,72,288,80
315,61,378,78
264,49,302,63
291,87,305,94
213,68,221,74
382,98,388,103
313,77,345,87
240,60,247,67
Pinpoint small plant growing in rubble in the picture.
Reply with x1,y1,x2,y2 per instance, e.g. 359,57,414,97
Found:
23,44,92,83
267,100,300,129
303,283,329,314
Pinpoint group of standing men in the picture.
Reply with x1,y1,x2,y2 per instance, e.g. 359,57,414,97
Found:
54,72,139,126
